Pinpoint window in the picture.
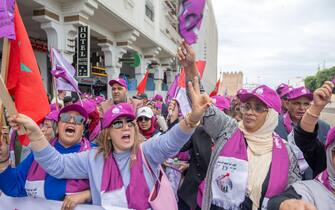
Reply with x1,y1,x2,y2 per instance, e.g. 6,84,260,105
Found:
145,0,154,21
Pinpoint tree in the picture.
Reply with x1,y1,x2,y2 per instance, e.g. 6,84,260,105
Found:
304,66,335,92
304,76,317,92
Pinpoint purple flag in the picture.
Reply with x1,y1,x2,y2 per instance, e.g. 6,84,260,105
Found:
165,73,180,104
178,0,206,45
0,0,15,39
51,48,81,93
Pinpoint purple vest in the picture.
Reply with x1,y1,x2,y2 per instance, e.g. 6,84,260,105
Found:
26,138,91,193
198,128,289,208
101,147,151,210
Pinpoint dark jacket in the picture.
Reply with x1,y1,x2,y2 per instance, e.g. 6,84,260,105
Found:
275,115,330,144
178,126,213,210
294,123,327,177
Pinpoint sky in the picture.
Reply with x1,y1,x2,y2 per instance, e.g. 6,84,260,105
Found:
211,0,335,88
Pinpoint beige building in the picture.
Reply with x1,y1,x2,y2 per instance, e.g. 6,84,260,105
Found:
219,71,243,96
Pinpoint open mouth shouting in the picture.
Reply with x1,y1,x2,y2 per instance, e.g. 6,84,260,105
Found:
64,125,76,137
121,133,131,143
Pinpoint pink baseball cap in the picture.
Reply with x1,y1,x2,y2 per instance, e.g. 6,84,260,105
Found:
211,96,231,111
80,99,97,114
109,78,128,89
287,86,313,101
45,110,59,122
154,94,163,101
102,103,135,129
58,104,88,121
95,96,105,104
279,86,293,98
238,85,282,113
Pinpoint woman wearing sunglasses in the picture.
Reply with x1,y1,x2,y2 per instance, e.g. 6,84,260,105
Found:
7,81,210,209
0,104,92,210
136,106,161,140
178,41,301,210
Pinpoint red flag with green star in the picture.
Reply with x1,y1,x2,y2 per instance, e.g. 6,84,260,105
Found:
6,2,50,145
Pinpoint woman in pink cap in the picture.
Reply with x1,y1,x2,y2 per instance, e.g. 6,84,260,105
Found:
178,41,301,210
7,81,210,209
0,105,93,210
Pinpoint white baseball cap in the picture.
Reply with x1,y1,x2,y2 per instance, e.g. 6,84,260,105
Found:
136,106,154,119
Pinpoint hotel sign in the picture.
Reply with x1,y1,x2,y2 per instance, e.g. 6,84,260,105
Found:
77,26,90,77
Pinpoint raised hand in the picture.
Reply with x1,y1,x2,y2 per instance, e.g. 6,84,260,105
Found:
188,76,211,123
7,114,44,142
177,40,198,80
177,40,196,68
313,81,334,109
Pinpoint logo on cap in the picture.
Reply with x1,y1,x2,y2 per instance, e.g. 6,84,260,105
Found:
112,108,120,114
255,88,263,95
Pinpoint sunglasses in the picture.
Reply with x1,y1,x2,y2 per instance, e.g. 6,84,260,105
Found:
111,119,135,129
60,113,86,125
137,117,150,122
240,103,268,114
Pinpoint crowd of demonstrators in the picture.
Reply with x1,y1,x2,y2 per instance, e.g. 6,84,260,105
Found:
2,43,335,210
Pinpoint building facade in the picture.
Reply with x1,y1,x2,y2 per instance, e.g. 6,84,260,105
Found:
1,0,218,98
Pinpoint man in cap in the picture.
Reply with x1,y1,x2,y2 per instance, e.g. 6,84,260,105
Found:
275,86,330,143
99,78,129,116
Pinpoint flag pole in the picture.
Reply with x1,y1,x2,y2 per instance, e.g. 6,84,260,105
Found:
0,38,11,126
50,48,59,111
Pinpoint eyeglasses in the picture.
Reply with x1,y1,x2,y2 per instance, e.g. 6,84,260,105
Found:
111,119,135,129
137,117,150,122
240,103,268,114
60,113,86,125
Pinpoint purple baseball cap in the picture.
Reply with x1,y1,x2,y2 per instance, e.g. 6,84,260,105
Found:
154,94,163,101
211,96,231,111
287,86,313,101
109,78,128,89
279,86,293,98
326,127,335,148
58,104,88,121
95,96,105,104
236,88,248,98
276,83,289,95
238,85,282,113
80,99,97,114
102,103,135,129
45,110,59,122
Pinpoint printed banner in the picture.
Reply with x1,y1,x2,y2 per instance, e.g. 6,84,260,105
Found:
0,193,105,210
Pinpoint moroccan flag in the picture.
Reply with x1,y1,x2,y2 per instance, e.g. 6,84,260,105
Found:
6,2,50,145
136,70,149,95
178,60,206,88
210,78,221,97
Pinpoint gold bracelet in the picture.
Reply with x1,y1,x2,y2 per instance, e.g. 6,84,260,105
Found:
184,112,200,128
306,109,320,118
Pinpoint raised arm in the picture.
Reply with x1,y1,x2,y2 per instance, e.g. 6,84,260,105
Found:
177,41,238,141
7,114,90,180
295,81,333,175
143,75,211,165
300,81,333,133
